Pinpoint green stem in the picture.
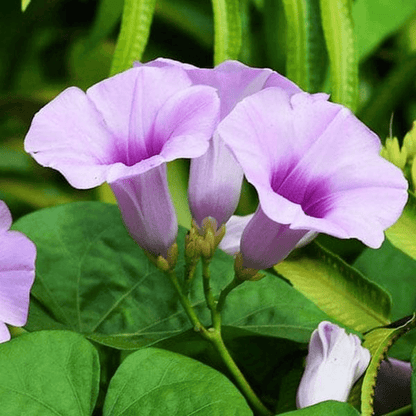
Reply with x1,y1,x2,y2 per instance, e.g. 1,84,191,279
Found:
183,259,198,297
165,269,207,334
217,276,244,312
207,328,273,416
167,267,270,415
202,257,221,329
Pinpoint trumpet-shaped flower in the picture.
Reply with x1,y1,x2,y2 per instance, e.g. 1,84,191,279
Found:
218,87,408,269
24,66,220,257
0,201,36,342
137,58,301,229
296,321,371,408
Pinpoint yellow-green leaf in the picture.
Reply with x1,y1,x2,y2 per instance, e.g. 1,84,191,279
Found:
274,242,391,333
361,315,416,416
386,191,416,261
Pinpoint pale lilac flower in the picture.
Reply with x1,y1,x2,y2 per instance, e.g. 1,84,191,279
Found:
0,201,36,342
296,321,371,408
24,66,220,257
218,87,408,269
137,59,301,229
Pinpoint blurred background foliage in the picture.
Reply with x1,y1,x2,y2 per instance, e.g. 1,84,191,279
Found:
3,0,416,261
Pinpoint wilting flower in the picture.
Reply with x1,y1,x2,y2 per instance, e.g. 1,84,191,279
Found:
296,321,371,408
0,201,36,342
24,66,220,258
137,58,301,230
218,88,408,269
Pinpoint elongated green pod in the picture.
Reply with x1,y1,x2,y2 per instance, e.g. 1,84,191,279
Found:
320,0,358,111
282,0,327,92
21,0,31,12
211,0,242,65
110,0,157,75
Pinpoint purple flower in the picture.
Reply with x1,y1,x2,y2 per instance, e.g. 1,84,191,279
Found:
24,66,220,258
217,88,408,269
374,358,412,415
137,59,301,230
0,201,36,342
296,321,371,408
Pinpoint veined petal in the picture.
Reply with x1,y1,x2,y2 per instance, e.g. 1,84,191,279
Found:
240,207,309,270
24,87,115,188
25,66,220,189
110,164,177,258
0,231,36,326
137,58,301,118
218,87,408,265
0,201,36,338
189,133,243,228
87,66,192,161
138,59,302,228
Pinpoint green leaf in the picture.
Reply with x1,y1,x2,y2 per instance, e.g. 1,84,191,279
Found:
320,0,358,111
361,315,416,416
385,191,416,261
153,327,306,413
21,0,30,12
110,0,157,75
274,242,392,333
281,0,327,92
353,0,416,61
13,202,329,349
103,347,252,415
211,0,242,65
278,400,360,415
0,330,100,415
354,239,416,322
155,0,213,49
84,0,124,53
359,53,416,138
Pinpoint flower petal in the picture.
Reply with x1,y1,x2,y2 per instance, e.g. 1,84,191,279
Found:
240,207,309,269
0,230,36,326
297,321,371,408
189,133,244,228
24,86,115,188
25,66,220,189
110,164,177,258
0,200,12,233
219,214,253,255
218,87,408,253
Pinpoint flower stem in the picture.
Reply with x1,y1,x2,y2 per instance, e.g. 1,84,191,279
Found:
216,276,244,312
202,257,221,329
206,327,273,416
166,264,271,415
165,269,206,334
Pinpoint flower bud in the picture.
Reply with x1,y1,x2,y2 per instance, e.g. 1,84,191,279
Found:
296,321,371,408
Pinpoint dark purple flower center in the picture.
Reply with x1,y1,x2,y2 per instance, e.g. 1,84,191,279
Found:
271,163,333,219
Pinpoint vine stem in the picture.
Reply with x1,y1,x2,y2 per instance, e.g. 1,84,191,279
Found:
165,269,207,334
165,267,272,415
202,257,221,330
217,276,244,312
205,326,273,416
